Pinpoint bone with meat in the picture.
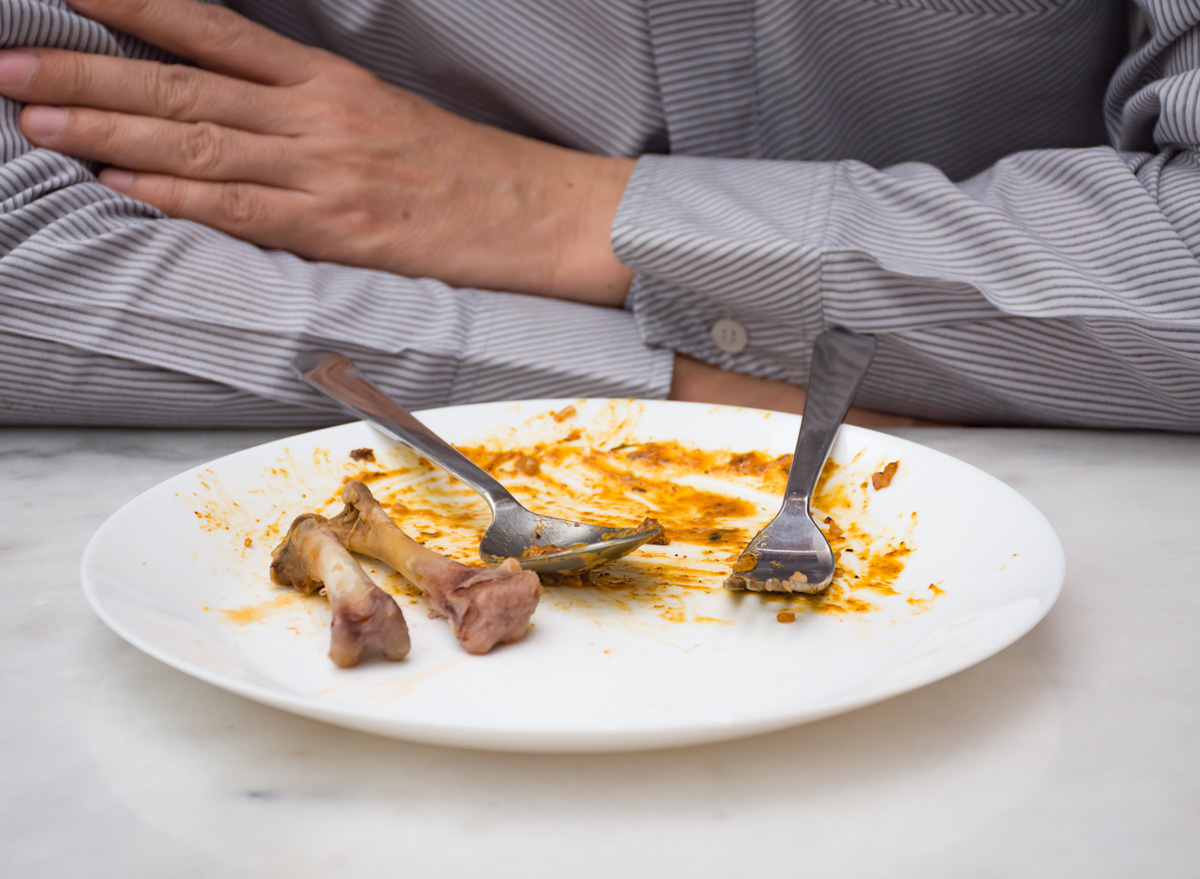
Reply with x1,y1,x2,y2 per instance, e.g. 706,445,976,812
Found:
329,480,541,655
271,513,411,667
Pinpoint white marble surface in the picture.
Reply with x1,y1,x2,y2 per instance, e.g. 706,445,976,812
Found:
1,426,1197,878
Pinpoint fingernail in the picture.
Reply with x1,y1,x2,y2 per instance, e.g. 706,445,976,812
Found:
23,105,69,136
0,52,37,87
98,168,133,192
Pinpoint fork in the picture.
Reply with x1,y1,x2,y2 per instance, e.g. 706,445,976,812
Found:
292,350,662,573
724,328,877,593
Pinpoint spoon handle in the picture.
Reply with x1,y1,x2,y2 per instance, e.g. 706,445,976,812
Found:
293,351,517,514
783,329,877,505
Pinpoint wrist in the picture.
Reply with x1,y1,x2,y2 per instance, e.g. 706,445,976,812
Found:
669,353,950,427
669,354,809,414
544,153,636,307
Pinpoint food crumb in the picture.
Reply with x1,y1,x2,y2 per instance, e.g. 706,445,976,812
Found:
552,404,577,423
731,554,757,573
871,460,899,490
516,454,541,476
243,537,253,548
349,447,376,462
776,611,796,623
636,517,670,545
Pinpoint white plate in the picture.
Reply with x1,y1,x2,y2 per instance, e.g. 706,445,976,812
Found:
81,399,1063,752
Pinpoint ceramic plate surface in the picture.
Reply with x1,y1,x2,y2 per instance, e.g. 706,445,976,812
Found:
81,399,1063,752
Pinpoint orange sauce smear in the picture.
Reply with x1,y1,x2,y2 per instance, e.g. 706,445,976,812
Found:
346,440,923,623
212,438,933,627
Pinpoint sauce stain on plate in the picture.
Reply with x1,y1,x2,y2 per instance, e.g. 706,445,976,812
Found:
189,403,936,631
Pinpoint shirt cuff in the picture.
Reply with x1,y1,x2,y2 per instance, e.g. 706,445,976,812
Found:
611,153,838,384
450,290,675,403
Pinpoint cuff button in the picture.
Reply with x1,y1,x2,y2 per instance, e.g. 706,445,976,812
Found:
710,318,749,354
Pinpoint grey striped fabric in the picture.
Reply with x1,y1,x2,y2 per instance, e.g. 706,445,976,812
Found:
2,0,1199,429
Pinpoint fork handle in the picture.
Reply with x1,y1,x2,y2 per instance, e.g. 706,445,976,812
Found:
783,329,877,503
292,351,518,515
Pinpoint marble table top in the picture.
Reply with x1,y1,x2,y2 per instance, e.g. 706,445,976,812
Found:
2,426,1196,878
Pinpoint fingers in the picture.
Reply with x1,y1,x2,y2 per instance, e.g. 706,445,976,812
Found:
0,49,296,134
20,105,299,187
65,0,322,86
99,171,315,248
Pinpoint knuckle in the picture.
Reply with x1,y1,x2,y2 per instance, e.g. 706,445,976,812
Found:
84,111,121,149
324,55,374,88
151,64,201,118
52,106,117,153
129,174,186,218
218,183,266,228
193,6,249,56
57,55,96,100
316,106,359,147
147,176,186,214
337,204,375,241
164,178,197,215
120,0,153,20
180,122,226,176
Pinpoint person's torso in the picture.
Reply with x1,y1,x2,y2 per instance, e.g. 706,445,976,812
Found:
231,0,1130,180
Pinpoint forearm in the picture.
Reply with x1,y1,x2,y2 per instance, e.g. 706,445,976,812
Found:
614,148,1200,431
611,3,1200,432
0,333,323,427
1,132,670,425
0,186,673,426
0,0,680,426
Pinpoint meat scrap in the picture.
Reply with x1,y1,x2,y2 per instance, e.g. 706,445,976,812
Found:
635,516,670,545
329,480,541,655
871,461,900,490
520,517,667,558
520,542,580,559
271,514,411,668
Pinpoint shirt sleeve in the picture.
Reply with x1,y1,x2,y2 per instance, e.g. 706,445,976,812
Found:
0,0,672,427
612,1,1200,431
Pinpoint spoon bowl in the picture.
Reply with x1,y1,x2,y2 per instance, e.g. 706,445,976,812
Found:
480,503,660,573
293,351,662,573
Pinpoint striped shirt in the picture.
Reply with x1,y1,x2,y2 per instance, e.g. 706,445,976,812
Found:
2,0,1198,429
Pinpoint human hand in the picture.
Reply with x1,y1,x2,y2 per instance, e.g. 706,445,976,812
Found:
0,0,635,303
669,354,940,427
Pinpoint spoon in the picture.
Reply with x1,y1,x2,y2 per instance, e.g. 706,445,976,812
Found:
293,351,662,573
724,328,877,593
